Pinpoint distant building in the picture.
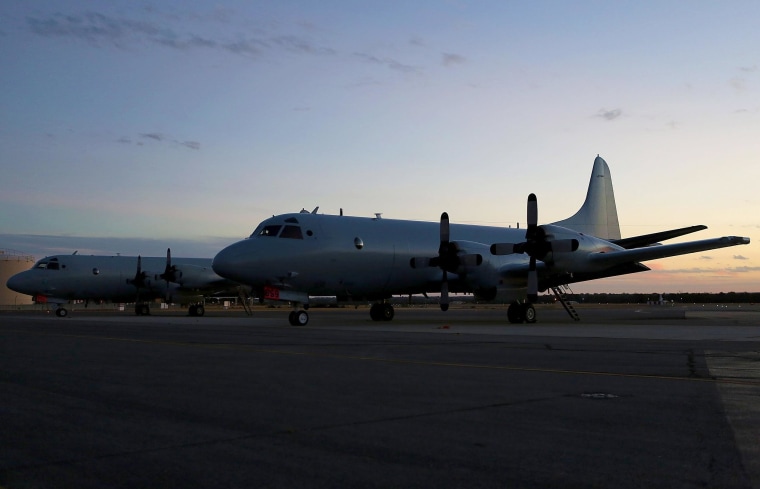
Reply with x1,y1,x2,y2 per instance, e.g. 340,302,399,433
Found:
0,249,36,306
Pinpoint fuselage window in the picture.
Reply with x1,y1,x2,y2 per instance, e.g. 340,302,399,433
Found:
258,225,282,237
279,225,303,239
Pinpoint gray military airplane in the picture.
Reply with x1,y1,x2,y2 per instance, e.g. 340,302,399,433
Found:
6,249,236,317
211,156,750,326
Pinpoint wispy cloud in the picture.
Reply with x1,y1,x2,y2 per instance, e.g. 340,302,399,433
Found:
733,255,748,260
595,108,623,121
442,53,466,67
114,133,201,150
26,11,334,60
353,53,420,74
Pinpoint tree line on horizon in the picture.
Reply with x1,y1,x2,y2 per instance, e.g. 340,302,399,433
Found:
558,291,760,304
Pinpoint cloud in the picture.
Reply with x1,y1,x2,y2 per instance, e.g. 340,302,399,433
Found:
595,108,623,121
140,132,164,142
739,65,757,73
181,141,201,150
442,53,466,67
353,53,420,74
26,11,334,60
733,255,748,260
730,77,747,92
27,12,165,48
729,266,760,273
119,133,201,150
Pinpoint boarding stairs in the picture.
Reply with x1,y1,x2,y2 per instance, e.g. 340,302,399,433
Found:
551,284,580,321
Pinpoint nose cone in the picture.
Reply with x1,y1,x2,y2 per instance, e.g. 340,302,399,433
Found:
212,240,251,284
6,271,35,295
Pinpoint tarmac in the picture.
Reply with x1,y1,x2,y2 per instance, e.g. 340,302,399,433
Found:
1,303,759,488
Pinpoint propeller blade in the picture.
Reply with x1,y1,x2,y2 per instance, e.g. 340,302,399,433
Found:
549,238,579,253
527,256,538,303
490,243,518,255
410,257,431,269
164,248,172,301
526,193,538,239
440,212,450,244
440,270,449,312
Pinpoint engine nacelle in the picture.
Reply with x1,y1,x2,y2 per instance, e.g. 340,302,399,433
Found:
172,264,222,289
540,224,624,273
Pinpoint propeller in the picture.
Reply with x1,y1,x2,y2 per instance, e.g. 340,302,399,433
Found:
411,212,482,311
127,255,148,303
158,248,181,301
490,194,578,302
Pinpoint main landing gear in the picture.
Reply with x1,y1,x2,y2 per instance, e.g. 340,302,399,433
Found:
189,304,205,316
507,301,536,324
369,303,395,321
289,309,309,326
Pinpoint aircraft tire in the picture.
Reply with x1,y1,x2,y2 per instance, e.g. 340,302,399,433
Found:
523,304,537,323
56,307,68,318
289,310,309,326
380,304,394,321
369,304,382,321
195,305,205,316
189,305,197,316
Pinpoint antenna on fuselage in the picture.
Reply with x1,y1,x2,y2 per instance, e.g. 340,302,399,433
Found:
311,206,319,214
340,208,343,216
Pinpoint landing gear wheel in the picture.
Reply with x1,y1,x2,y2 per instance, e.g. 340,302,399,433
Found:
380,303,394,321
289,310,309,326
370,304,381,321
189,305,197,316
523,303,537,323
370,303,395,321
195,305,205,317
55,307,68,317
135,304,150,316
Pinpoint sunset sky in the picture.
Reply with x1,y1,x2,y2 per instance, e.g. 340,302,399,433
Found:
1,1,757,293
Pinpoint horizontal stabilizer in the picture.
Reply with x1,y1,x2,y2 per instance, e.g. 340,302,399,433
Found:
611,225,708,249
590,236,750,268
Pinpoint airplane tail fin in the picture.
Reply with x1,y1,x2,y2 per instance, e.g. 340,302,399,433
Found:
552,155,621,240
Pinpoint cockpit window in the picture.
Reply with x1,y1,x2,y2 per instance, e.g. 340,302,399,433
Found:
279,225,303,239
35,258,60,270
258,225,282,237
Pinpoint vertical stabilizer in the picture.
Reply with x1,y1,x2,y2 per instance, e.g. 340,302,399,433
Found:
552,155,621,239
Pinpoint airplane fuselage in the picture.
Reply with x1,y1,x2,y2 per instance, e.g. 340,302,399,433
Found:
211,212,621,302
7,255,223,303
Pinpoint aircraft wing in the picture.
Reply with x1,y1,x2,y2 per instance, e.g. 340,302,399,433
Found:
588,236,749,268
610,225,707,249
495,235,749,290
